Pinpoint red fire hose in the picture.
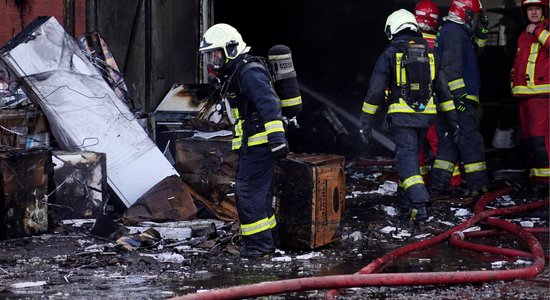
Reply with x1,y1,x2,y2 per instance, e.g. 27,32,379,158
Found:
171,188,548,300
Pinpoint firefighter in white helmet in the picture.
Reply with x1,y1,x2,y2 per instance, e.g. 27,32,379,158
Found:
199,23,288,259
359,9,458,222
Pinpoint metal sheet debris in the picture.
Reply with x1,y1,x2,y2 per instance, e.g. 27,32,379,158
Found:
0,16,178,207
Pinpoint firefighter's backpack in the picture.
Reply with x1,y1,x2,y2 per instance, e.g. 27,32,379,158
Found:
234,45,302,124
397,41,433,112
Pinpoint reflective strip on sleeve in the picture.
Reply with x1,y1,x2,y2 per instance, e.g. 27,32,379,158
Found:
362,102,379,115
465,94,479,104
463,161,487,174
530,167,550,178
265,120,285,134
241,217,272,236
448,78,466,91
401,175,425,191
281,96,302,107
433,159,455,172
247,132,269,146
439,99,456,112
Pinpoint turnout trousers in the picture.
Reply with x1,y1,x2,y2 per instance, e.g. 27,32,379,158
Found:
430,103,488,192
393,126,431,209
235,145,278,253
519,97,550,184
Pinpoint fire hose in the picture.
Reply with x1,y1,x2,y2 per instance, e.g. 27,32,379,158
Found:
171,187,548,300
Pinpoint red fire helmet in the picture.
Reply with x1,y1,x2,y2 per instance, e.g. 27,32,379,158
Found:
414,0,440,30
448,0,483,22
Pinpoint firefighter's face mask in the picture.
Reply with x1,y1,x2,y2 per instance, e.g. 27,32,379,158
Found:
204,49,225,77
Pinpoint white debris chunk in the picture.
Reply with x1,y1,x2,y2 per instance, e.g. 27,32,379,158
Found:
272,256,292,262
296,252,323,260
383,206,398,216
380,226,396,234
10,281,47,289
520,221,534,228
392,229,411,239
349,231,363,241
491,261,508,269
463,226,481,233
496,195,516,206
438,220,455,226
452,208,471,217
413,233,431,239
155,253,185,263
514,259,532,265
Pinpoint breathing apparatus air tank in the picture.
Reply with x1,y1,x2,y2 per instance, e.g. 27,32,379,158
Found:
268,45,302,127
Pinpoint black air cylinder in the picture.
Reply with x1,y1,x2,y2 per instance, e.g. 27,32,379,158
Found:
268,45,302,118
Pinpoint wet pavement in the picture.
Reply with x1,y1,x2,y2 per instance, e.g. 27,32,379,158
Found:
0,159,548,299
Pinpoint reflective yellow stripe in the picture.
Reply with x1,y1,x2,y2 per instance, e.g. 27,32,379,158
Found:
433,159,455,172
439,99,456,112
267,214,277,229
448,78,465,91
465,94,479,104
265,120,285,134
241,217,272,236
527,43,539,86
232,137,242,150
530,167,550,178
247,132,269,146
452,165,462,176
388,98,437,114
396,53,404,85
428,53,435,80
401,175,425,190
362,102,378,114
281,96,302,107
463,161,486,174
512,84,550,95
539,29,550,45
475,37,487,47
231,108,240,120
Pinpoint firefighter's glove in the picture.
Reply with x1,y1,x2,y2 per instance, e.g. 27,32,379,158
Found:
445,120,460,144
475,13,489,47
456,95,467,112
269,141,289,160
359,125,372,145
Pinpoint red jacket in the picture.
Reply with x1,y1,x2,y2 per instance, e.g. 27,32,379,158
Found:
511,19,550,98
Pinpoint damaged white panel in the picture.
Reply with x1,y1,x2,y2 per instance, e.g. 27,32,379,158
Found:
0,17,178,207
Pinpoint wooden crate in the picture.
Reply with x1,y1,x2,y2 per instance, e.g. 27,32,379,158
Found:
0,149,50,240
274,153,345,249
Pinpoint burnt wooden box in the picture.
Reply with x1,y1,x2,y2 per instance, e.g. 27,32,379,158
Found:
274,153,346,249
0,149,50,240
175,136,237,199
50,151,108,220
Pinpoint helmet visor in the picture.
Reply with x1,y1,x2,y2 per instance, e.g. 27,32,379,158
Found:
203,49,225,73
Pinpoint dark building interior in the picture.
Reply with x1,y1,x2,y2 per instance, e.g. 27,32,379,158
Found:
212,0,525,162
